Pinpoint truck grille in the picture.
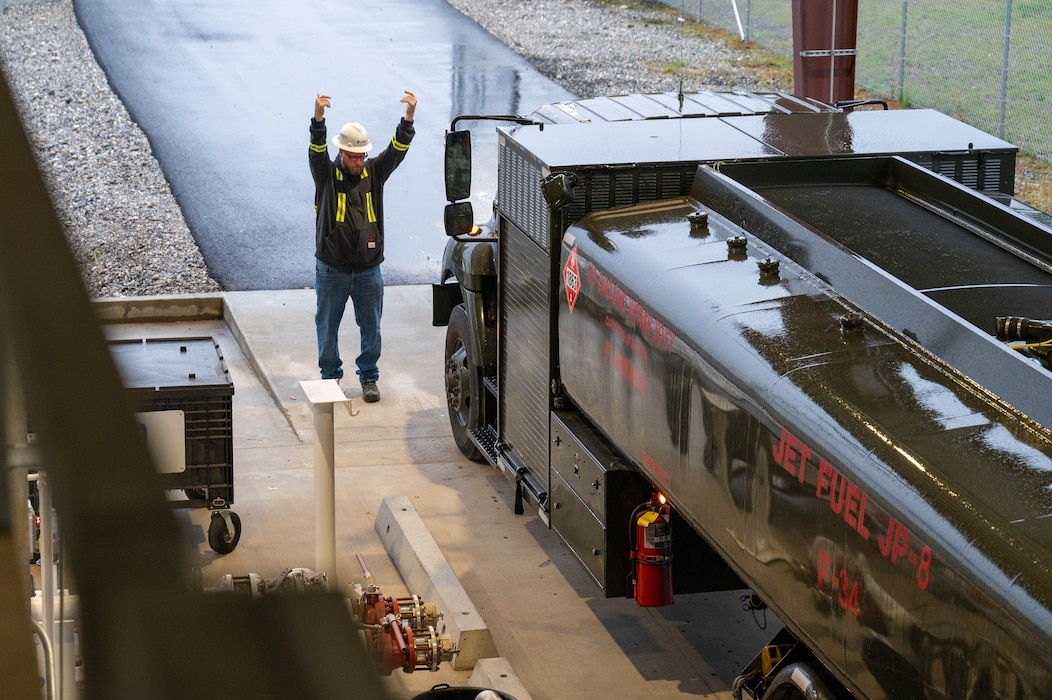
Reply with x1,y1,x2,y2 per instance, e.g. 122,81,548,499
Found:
566,166,696,223
499,143,550,251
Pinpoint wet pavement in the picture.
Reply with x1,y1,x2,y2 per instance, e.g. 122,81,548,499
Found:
75,0,575,290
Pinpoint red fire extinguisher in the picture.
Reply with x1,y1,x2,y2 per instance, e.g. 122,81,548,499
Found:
631,495,674,607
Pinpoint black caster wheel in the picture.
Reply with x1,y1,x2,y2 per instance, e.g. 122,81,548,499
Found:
207,510,241,554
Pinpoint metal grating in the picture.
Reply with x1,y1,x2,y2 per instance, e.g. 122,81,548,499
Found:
499,223,551,487
986,158,1003,191
470,425,499,465
499,143,550,251
928,153,1011,194
566,165,697,223
588,173,611,211
619,172,653,206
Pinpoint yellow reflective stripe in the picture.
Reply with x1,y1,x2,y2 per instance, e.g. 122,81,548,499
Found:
310,142,327,153
336,192,347,222
335,168,343,181
360,166,368,179
391,137,409,152
366,192,376,223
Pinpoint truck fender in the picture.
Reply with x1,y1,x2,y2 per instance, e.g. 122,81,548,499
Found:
761,663,839,700
441,238,497,292
458,289,496,371
435,285,496,370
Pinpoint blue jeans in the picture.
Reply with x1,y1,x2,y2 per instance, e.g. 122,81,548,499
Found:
315,261,383,384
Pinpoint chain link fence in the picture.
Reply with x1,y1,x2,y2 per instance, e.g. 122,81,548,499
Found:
658,0,1051,161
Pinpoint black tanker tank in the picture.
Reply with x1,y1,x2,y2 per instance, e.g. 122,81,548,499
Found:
557,190,1052,698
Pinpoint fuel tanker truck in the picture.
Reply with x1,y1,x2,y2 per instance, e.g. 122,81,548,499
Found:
431,91,1052,699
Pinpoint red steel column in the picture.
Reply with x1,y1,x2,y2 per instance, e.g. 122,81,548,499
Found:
792,0,858,104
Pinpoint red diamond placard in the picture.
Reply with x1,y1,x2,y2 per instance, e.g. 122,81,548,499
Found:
564,246,580,313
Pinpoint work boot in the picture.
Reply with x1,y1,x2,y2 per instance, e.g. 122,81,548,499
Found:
362,381,380,403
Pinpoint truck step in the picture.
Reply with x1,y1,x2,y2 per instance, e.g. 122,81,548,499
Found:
469,425,499,465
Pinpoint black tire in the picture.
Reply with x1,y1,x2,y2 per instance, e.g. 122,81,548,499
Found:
207,510,241,554
444,304,484,461
184,488,206,501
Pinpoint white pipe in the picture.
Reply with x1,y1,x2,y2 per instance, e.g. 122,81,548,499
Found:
39,471,55,667
313,402,337,590
31,618,57,700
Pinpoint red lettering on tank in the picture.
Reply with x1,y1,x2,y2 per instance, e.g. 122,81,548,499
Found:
852,492,870,539
778,425,935,600
773,427,811,484
815,458,871,539
815,458,833,498
816,547,861,620
817,548,833,588
605,315,649,363
641,449,670,489
878,516,932,590
843,483,868,537
586,263,676,353
879,516,910,565
830,468,847,515
605,341,646,395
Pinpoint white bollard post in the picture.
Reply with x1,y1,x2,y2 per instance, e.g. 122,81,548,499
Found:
299,380,355,590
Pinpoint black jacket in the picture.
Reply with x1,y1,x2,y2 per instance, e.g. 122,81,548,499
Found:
308,117,414,271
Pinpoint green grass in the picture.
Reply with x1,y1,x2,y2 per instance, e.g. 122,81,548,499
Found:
818,1,1049,158
651,0,1052,160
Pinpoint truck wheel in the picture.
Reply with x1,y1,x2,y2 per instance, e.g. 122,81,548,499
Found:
761,662,840,700
445,304,484,461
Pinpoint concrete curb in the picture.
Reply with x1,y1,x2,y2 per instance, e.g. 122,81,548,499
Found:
375,496,498,671
469,658,534,700
92,293,225,324
217,293,284,415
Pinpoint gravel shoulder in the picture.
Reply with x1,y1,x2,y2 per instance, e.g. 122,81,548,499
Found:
445,0,782,98
0,0,220,297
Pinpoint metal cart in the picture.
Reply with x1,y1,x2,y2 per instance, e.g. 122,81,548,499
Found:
109,336,241,553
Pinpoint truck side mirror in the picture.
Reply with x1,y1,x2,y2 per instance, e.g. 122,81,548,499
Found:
444,202,475,237
444,130,472,202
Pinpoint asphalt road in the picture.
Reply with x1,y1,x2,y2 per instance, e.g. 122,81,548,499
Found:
75,0,575,290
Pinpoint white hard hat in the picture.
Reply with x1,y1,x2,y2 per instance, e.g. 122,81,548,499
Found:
332,122,372,153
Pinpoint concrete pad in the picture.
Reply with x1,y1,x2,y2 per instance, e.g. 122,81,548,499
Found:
223,287,448,443
97,286,784,700
376,496,498,670
222,289,320,436
469,658,533,700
